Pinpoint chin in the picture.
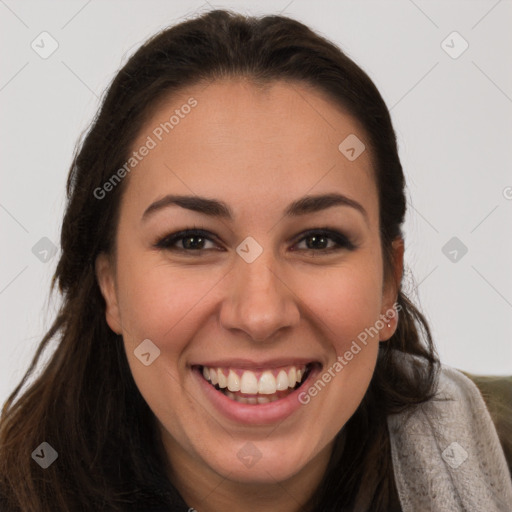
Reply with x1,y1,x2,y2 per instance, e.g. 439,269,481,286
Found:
204,441,317,484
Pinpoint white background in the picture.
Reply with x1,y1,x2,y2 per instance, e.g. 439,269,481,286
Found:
1,0,511,408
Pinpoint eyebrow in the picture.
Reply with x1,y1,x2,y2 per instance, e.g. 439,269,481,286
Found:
141,192,369,224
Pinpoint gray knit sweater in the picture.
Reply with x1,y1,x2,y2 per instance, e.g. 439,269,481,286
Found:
388,357,512,511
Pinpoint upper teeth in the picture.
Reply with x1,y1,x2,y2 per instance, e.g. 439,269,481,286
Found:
202,365,307,394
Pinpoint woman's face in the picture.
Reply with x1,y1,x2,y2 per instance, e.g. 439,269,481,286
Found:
97,79,401,489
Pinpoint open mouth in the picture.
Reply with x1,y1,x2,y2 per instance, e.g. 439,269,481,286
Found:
195,362,319,405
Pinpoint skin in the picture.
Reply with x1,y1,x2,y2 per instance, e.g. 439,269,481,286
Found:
96,79,403,512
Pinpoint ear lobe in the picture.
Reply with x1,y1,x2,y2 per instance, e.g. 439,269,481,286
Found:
95,253,122,334
380,237,404,341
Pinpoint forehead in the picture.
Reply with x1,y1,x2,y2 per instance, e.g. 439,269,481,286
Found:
121,79,378,224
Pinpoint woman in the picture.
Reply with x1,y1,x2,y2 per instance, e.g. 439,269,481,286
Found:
0,9,510,512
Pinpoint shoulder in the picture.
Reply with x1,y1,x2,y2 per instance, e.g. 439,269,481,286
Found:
433,362,493,412
458,371,512,475
392,354,509,437
388,350,497,413
388,357,504,456
388,353,504,439
386,353,512,511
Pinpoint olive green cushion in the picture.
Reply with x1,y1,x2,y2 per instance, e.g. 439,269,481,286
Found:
461,371,512,477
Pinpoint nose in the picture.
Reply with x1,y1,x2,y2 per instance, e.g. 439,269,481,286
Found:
219,250,301,342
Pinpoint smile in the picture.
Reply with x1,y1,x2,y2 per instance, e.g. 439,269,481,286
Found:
198,363,316,404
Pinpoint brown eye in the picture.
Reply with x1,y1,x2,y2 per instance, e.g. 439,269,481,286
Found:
155,229,219,251
292,229,356,253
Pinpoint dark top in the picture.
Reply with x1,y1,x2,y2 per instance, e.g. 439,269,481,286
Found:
0,488,191,512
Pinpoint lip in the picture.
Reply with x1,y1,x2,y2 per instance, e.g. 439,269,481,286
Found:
191,357,320,370
191,362,322,425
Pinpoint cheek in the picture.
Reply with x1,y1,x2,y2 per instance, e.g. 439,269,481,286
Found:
114,257,210,420
115,252,218,353
298,261,384,345
294,261,383,416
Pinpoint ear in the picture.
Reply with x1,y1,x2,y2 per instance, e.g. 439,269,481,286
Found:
379,237,404,341
95,252,122,334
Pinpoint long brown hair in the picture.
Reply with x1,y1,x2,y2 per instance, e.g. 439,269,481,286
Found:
0,9,440,511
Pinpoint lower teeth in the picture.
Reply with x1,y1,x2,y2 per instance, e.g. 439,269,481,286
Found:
222,389,291,404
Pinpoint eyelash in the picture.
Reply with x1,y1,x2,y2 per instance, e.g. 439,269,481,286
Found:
154,227,357,255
